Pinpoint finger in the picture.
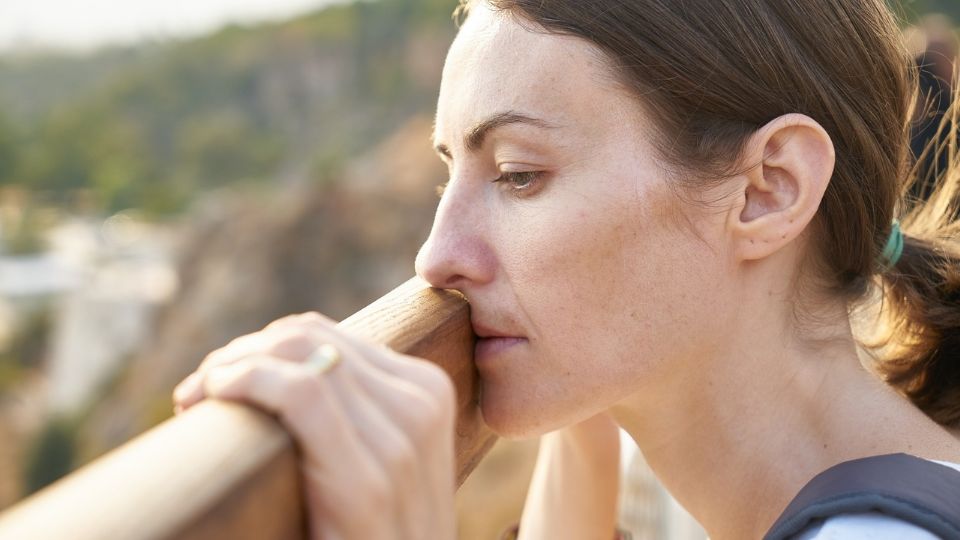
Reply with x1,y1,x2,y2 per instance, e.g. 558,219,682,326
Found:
252,318,457,538
297,338,454,534
337,360,447,534
297,343,444,538
201,326,308,372
174,325,325,410
263,311,337,331
270,319,458,464
200,354,360,466
201,355,407,538
323,367,422,535
172,372,205,409
199,354,366,461
275,316,456,404
172,331,271,409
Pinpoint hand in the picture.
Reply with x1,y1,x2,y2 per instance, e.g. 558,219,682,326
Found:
171,312,458,540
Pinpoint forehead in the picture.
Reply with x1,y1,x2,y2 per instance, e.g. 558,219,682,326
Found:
434,4,627,144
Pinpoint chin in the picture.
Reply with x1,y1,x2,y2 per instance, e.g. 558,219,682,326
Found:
478,383,562,440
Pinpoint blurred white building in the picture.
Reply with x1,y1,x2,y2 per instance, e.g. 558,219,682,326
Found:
0,215,177,415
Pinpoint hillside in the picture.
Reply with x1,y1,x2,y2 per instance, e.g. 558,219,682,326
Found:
0,0,955,216
0,0,457,215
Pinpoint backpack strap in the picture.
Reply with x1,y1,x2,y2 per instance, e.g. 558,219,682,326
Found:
764,453,960,540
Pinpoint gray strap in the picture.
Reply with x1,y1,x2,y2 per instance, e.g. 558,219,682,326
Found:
764,453,960,540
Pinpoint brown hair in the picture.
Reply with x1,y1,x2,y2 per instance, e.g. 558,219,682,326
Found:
456,0,960,425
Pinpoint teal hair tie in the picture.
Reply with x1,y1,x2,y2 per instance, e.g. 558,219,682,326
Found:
880,220,904,270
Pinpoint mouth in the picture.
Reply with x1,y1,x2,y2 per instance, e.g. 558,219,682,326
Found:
471,319,525,339
472,320,527,366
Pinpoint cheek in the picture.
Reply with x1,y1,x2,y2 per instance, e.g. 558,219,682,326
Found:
510,184,688,343
480,166,728,437
497,180,721,408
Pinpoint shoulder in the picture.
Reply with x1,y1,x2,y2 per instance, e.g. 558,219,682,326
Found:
794,460,960,540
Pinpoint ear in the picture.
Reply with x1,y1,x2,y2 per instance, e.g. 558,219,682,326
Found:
729,114,835,262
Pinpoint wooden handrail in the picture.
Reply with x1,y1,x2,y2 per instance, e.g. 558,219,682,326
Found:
0,277,497,539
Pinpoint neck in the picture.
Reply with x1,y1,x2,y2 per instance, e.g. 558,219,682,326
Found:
610,281,958,539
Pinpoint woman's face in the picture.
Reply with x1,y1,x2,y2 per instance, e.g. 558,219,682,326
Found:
416,3,731,438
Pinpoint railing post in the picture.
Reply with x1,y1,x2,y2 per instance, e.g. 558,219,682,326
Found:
0,277,497,539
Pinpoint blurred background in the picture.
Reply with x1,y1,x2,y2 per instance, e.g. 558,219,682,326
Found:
0,0,954,538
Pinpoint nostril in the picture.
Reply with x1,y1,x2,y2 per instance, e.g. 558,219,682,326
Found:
415,255,443,289
415,242,467,290
416,257,463,290
436,273,468,290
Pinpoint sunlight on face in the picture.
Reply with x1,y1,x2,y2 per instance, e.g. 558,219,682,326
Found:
416,3,729,438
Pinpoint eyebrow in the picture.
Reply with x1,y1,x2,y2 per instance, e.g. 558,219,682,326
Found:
433,111,557,159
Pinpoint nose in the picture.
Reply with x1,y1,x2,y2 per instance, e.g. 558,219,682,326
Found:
415,180,495,291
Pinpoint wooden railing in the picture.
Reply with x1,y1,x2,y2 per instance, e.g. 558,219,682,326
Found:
0,277,497,539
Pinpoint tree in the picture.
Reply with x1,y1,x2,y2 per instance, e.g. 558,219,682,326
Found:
0,111,17,184
22,417,76,496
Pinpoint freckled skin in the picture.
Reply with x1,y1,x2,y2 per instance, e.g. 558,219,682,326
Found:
415,9,960,538
417,5,732,438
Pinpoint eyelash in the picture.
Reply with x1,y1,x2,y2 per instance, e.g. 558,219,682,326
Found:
435,171,544,199
493,171,542,194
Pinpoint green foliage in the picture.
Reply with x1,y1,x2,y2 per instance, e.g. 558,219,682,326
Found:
0,308,52,393
1,205,51,255
0,46,156,125
0,112,16,184
0,0,460,216
22,416,77,495
2,0,942,217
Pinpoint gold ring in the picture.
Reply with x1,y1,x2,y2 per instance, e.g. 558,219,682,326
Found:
305,343,342,376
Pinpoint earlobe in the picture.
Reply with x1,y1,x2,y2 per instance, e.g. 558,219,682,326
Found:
731,114,835,262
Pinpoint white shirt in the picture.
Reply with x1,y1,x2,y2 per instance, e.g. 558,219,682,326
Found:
795,460,960,540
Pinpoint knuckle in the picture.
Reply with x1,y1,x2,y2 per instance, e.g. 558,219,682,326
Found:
225,333,255,350
381,434,417,479
394,353,454,399
279,370,321,418
418,363,457,408
201,334,258,369
289,311,335,327
404,391,449,440
264,313,311,330
205,362,254,396
199,347,228,370
359,469,392,508
264,327,317,359
264,312,337,338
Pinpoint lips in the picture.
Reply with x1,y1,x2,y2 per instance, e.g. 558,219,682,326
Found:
471,320,527,366
471,320,522,340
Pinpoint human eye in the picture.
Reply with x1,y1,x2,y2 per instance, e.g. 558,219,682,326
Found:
436,180,449,199
492,171,544,196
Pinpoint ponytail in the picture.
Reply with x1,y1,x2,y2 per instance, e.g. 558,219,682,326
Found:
869,93,960,426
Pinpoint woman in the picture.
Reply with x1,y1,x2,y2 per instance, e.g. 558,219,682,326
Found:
171,0,960,538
